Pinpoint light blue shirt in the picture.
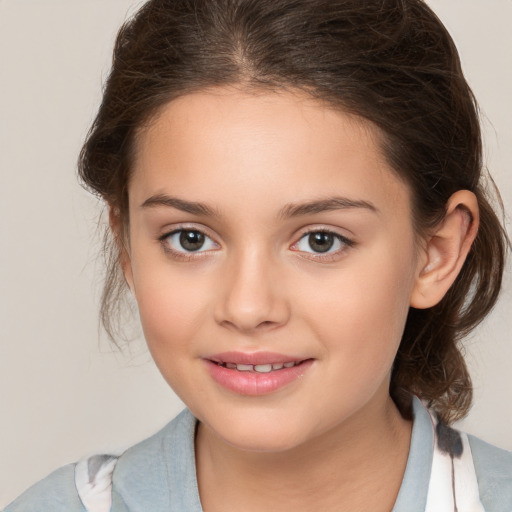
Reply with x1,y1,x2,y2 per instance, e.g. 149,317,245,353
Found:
5,398,512,511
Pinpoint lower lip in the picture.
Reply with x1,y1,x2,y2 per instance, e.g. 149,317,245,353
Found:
205,359,314,396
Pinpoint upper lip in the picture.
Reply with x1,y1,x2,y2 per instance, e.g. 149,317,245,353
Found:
206,351,306,365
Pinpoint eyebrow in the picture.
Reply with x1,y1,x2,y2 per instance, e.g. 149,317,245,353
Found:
141,194,378,218
141,194,220,217
278,197,379,219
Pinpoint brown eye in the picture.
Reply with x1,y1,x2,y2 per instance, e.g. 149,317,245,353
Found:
293,230,354,257
179,230,205,251
307,232,335,253
162,229,217,254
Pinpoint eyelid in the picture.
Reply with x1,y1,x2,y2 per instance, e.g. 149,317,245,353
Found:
156,223,354,262
158,224,221,258
290,227,355,259
158,222,218,241
292,225,355,245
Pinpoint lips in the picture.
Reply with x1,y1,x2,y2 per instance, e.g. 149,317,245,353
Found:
204,352,313,395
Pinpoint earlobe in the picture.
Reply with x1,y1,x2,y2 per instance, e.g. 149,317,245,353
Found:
108,206,135,293
410,190,479,309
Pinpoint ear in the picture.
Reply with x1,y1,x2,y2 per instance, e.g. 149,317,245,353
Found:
410,190,479,309
108,206,135,293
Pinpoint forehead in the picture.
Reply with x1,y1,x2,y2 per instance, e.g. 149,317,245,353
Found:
130,88,411,219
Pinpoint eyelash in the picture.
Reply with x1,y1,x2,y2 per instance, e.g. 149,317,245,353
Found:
158,226,355,262
293,229,355,257
158,227,219,261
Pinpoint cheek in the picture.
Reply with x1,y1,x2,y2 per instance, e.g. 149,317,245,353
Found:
131,258,209,356
300,244,416,362
133,270,212,399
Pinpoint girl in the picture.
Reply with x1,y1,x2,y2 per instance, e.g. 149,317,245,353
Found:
4,0,511,510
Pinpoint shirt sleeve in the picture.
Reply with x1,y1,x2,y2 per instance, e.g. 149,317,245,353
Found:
4,464,87,512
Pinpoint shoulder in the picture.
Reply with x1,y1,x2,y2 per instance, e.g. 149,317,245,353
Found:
111,408,197,510
4,464,85,512
468,434,512,512
4,409,194,512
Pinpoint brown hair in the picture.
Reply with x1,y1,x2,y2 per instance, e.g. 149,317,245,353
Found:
78,0,508,423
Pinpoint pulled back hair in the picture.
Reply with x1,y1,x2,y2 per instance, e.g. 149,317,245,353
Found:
79,0,508,423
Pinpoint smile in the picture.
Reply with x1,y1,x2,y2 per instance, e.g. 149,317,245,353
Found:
205,353,313,395
214,361,300,373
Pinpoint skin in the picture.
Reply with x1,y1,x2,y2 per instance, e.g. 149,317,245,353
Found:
120,87,478,512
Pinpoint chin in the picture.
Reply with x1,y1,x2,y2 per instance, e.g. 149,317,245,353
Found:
198,406,317,454
219,425,307,453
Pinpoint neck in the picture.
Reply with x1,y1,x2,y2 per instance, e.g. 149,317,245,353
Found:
195,392,412,512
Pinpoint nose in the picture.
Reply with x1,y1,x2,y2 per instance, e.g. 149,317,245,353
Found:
214,247,290,334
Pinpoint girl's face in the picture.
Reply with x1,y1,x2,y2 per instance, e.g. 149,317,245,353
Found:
124,88,424,452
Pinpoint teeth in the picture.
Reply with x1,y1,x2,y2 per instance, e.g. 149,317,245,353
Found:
219,361,299,372
254,364,272,373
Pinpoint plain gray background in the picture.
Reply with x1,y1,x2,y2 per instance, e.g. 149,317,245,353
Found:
1,0,511,506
